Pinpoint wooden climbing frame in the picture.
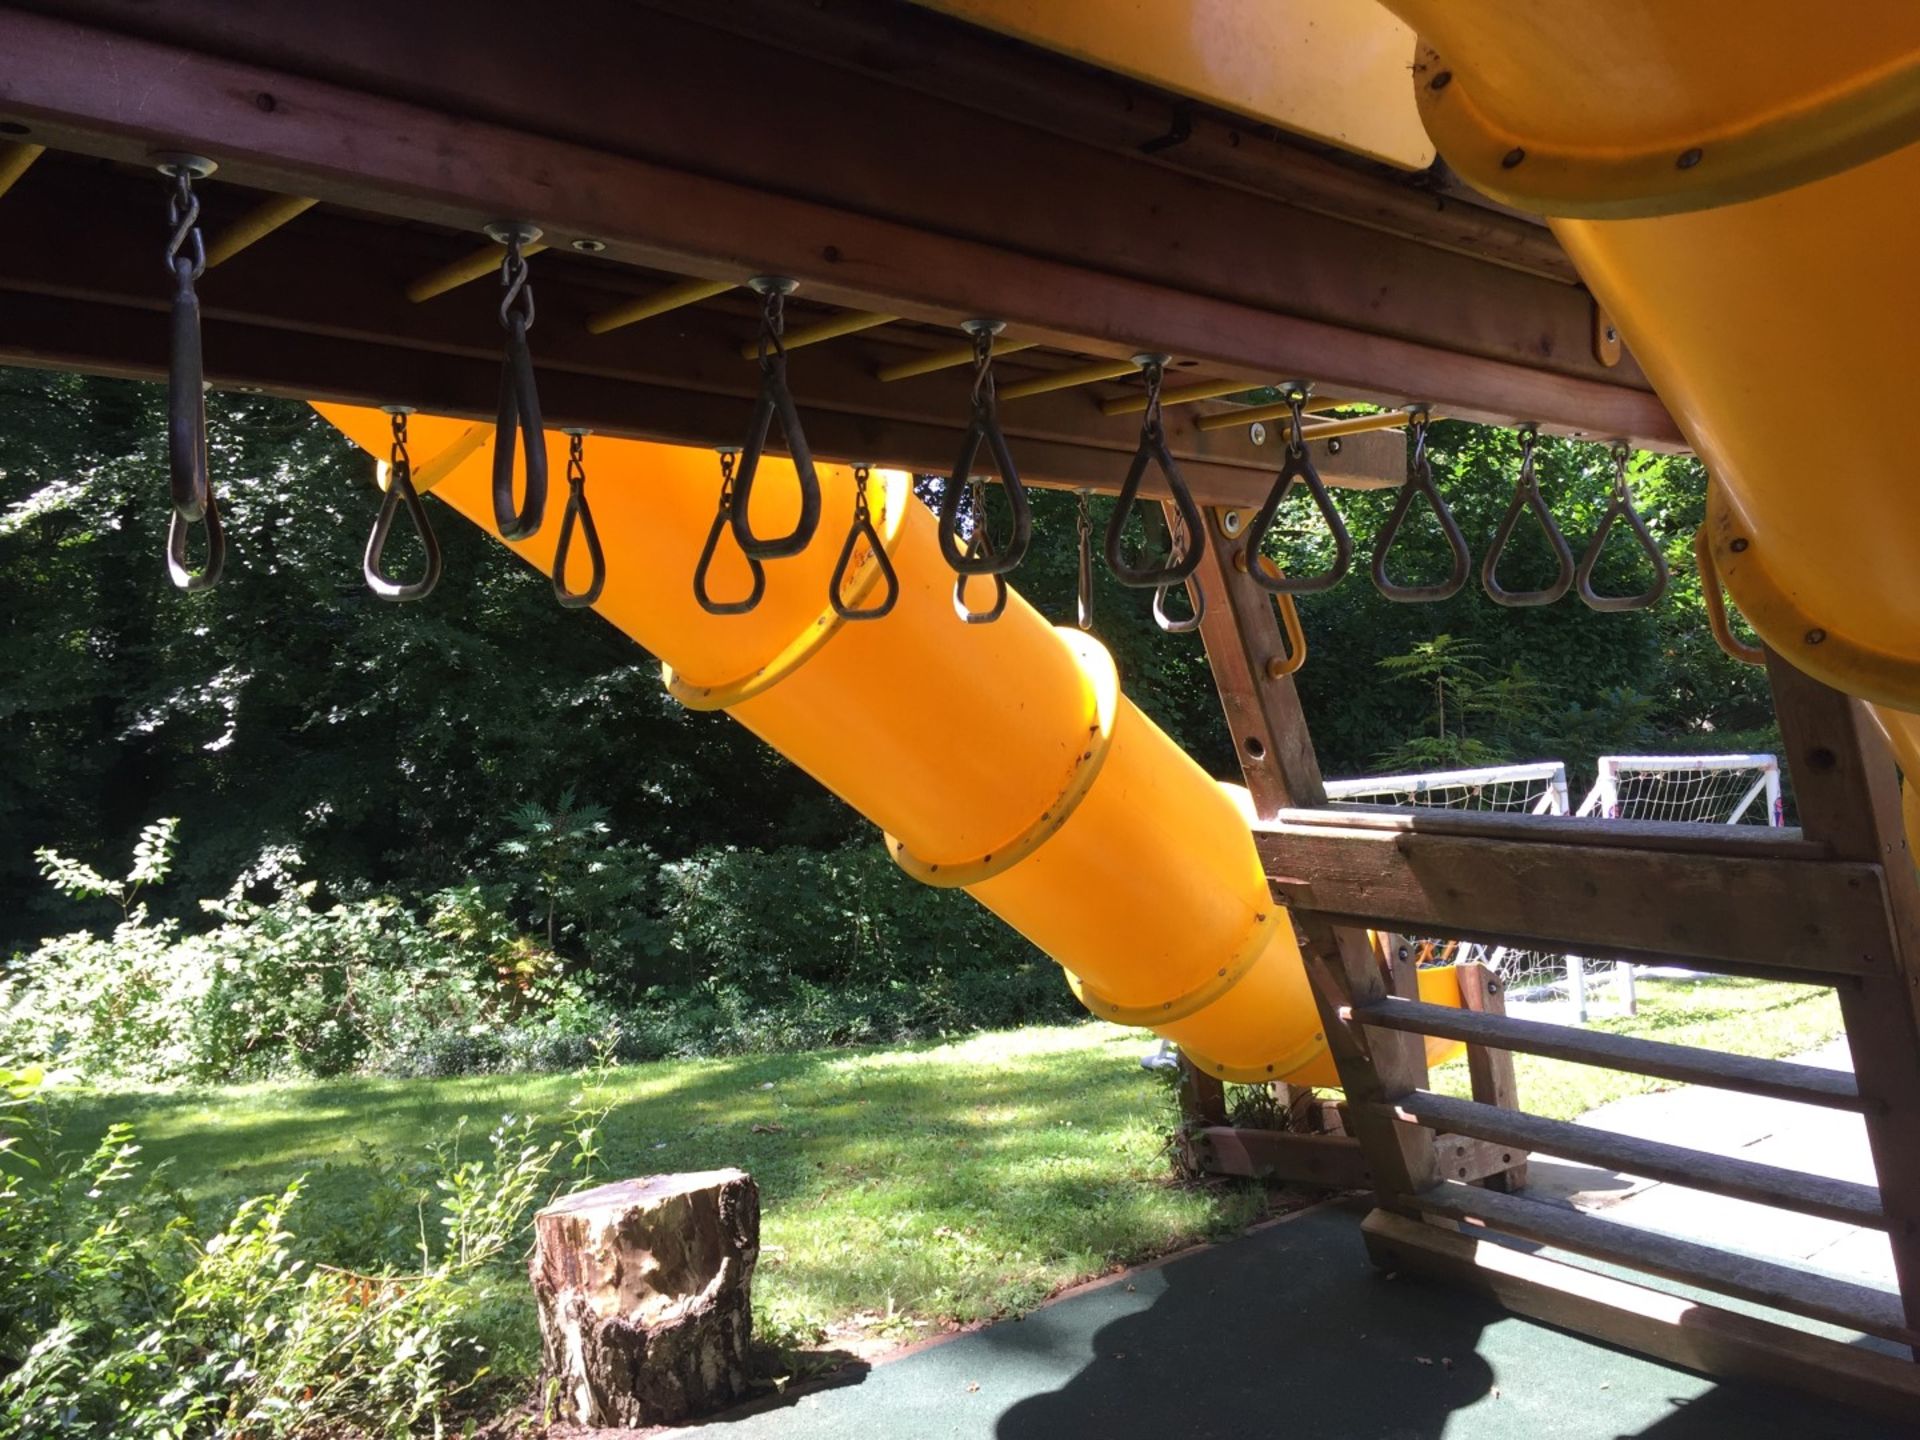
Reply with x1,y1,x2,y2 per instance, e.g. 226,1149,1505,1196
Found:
1187,510,1920,1422
0,0,1914,1421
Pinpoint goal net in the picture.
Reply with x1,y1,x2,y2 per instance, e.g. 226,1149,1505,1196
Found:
1323,754,1783,1023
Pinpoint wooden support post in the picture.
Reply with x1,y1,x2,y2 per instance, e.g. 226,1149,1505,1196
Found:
1176,1053,1229,1129
1188,507,1438,1205
1766,651,1920,1352
1455,961,1529,1193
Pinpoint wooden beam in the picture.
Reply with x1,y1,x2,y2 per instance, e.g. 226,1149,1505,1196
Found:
1766,651,1920,1346
1386,1090,1886,1229
1355,994,1869,1111
0,171,1403,501
1273,803,1827,860
0,6,1683,445
1363,1209,1920,1423
1415,1184,1912,1346
1255,819,1895,976
0,286,1404,504
1186,507,1441,1203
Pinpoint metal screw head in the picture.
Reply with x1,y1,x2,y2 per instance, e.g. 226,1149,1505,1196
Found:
747,275,798,296
1219,509,1244,538
1730,537,1750,553
1501,147,1527,169
1677,147,1704,170
569,238,607,253
1429,70,1453,91
1131,351,1172,369
1327,438,1344,455
1249,422,1268,446
484,220,543,246
1805,627,1827,645
377,404,417,416
151,150,218,179
960,317,1006,337
559,426,592,438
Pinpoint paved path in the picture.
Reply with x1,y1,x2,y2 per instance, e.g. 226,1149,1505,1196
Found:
679,1200,1896,1440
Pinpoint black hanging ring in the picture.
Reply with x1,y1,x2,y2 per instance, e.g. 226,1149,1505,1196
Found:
729,276,823,560
830,463,899,621
1481,423,1575,607
939,318,1031,577
1105,353,1206,589
1575,442,1670,613
1244,384,1352,595
154,152,225,592
364,406,442,602
952,474,1010,623
486,221,548,541
552,427,607,609
166,493,225,593
695,446,767,616
1370,407,1471,603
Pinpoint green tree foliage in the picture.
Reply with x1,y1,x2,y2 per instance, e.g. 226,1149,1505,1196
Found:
2,370,1775,973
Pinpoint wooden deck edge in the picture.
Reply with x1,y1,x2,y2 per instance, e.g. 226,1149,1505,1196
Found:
1360,1209,1920,1424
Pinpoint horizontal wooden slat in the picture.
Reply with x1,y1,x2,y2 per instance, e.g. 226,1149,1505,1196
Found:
1384,1091,1885,1229
1353,996,1869,1112
1411,1182,1914,1347
1192,1126,1521,1189
1255,820,1892,976
1274,804,1827,861
1361,1209,1920,1417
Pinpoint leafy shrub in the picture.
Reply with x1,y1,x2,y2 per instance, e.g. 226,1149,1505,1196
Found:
634,843,1080,1057
3,826,619,1085
0,1064,564,1438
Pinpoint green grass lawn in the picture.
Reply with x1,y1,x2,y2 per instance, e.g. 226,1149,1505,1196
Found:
45,976,1845,1392
1429,975,1846,1119
51,1022,1263,1373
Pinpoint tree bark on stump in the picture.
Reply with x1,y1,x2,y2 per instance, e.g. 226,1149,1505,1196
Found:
529,1169,760,1427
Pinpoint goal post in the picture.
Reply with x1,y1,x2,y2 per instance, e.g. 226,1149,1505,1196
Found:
1324,760,1571,816
1577,753,1784,827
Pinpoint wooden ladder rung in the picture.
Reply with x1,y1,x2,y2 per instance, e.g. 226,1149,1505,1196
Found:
1383,1090,1885,1229
1414,1181,1916,1347
1354,997,1868,1111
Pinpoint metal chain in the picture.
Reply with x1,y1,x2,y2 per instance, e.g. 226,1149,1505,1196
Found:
164,171,206,286
1074,488,1094,631
969,323,995,411
499,231,536,333
758,285,787,367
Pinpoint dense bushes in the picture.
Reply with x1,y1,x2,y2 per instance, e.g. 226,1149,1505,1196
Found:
0,1062,567,1438
2,820,1074,1087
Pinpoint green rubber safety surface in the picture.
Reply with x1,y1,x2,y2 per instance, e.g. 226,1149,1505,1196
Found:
695,1202,1904,1440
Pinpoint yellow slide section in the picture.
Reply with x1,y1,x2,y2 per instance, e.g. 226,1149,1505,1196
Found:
316,405,1358,1084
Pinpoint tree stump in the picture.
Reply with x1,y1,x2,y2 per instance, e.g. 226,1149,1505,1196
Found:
529,1169,760,1427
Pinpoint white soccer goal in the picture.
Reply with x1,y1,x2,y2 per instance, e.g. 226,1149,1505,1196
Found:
1324,760,1571,817
1324,753,1783,1024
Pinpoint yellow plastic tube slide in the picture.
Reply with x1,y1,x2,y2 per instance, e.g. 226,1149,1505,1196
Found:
1378,1,1920,711
315,405,1374,1084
